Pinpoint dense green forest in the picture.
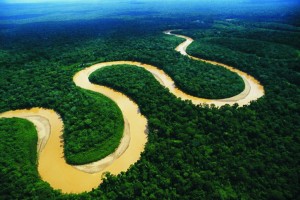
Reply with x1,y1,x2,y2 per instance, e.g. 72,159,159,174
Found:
0,1,299,199
0,118,60,198
0,65,125,165
190,36,298,59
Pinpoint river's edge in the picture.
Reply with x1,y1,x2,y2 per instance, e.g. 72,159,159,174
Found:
0,30,265,194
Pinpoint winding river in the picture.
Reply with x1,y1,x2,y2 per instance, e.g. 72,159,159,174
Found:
0,30,264,193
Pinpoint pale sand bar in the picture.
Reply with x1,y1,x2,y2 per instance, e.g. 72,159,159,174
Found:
0,30,264,194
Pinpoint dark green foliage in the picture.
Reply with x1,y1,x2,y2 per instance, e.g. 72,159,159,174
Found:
63,90,124,165
0,6,299,200
0,118,60,199
169,59,245,99
89,60,299,199
0,60,124,165
190,37,298,59
99,34,245,99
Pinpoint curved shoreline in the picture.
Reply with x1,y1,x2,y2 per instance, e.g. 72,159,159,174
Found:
0,30,265,194
0,89,147,194
0,66,149,193
164,30,265,106
72,118,131,174
0,109,55,154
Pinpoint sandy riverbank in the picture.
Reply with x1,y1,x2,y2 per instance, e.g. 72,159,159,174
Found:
0,84,147,194
164,30,265,106
0,30,265,194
